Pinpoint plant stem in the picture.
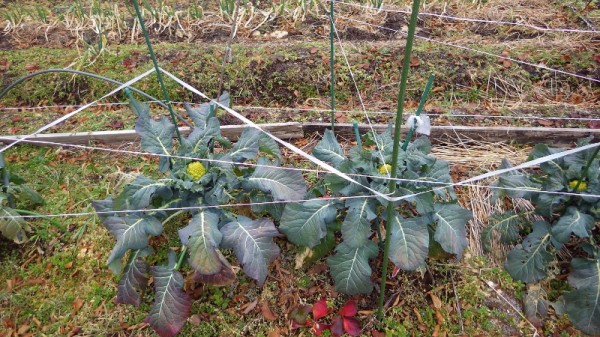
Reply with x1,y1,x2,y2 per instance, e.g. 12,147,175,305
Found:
377,0,421,319
353,121,362,148
161,210,184,226
400,73,435,151
15,209,67,232
571,145,600,193
130,0,182,142
175,245,188,270
329,0,336,132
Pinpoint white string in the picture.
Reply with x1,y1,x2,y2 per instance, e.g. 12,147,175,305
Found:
2,137,599,200
157,67,399,202
338,16,600,84
3,103,599,122
331,0,599,34
6,195,380,219
0,68,156,154
330,9,390,171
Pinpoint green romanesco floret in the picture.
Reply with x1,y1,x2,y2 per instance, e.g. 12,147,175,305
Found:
378,164,392,175
187,161,206,181
568,180,587,192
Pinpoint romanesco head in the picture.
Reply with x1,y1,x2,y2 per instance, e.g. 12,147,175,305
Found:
187,161,206,181
378,164,392,175
568,180,587,192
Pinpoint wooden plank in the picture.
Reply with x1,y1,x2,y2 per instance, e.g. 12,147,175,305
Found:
2,122,598,148
0,122,304,146
303,123,600,146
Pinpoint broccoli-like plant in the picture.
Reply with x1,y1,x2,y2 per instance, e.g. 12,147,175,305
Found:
279,127,472,295
485,138,600,335
0,153,44,243
93,93,306,337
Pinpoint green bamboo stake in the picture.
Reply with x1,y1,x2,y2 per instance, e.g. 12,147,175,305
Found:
329,0,336,132
377,0,422,319
130,0,182,142
401,73,435,151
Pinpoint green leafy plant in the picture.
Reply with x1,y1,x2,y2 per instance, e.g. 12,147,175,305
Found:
485,138,600,335
0,153,45,243
279,127,472,295
93,93,307,337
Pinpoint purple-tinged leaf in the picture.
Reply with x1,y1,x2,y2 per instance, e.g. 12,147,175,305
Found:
178,210,235,285
290,304,312,326
144,256,192,337
220,217,280,285
103,214,162,268
116,248,152,306
331,315,344,337
343,317,361,336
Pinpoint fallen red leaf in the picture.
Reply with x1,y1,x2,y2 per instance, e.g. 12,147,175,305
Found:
343,317,361,336
339,300,357,317
330,316,344,337
26,64,40,72
312,299,329,320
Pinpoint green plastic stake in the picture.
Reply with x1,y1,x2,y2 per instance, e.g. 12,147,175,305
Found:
377,0,422,319
329,0,336,132
401,73,435,151
352,121,362,148
130,0,182,143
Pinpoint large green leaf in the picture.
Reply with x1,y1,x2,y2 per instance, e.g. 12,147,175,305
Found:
312,129,345,166
432,204,472,257
389,214,430,271
245,166,307,201
144,253,192,337
114,176,172,210
184,92,230,129
220,217,280,285
182,117,220,155
0,206,30,243
342,198,377,248
493,160,541,199
116,248,152,306
341,206,372,248
280,200,338,248
551,207,594,243
230,127,260,162
178,210,234,285
481,211,524,252
532,193,569,217
11,185,44,205
565,258,600,336
133,100,176,173
258,133,282,160
505,221,553,283
327,241,378,295
102,214,163,269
